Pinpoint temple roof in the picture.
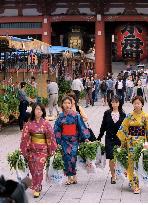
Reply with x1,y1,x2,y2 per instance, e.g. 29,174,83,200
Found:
0,0,148,16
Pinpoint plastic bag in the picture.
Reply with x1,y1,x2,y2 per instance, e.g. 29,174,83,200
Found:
115,161,127,180
16,155,31,188
135,153,148,187
95,146,102,168
85,159,97,174
46,156,64,185
77,155,86,170
100,153,106,168
95,147,106,169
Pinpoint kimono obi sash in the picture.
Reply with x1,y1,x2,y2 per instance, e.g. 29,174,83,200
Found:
128,126,145,136
30,133,46,144
62,124,77,136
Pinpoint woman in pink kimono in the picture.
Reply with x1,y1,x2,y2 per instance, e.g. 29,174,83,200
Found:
20,103,57,198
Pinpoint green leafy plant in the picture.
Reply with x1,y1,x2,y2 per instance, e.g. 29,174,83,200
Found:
133,140,144,162
46,148,64,170
58,79,71,104
52,148,64,170
41,97,48,106
113,146,128,169
25,84,38,98
7,150,27,171
79,90,86,99
143,150,148,173
78,141,104,161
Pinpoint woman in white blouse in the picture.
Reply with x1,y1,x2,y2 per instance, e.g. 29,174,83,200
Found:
98,95,126,184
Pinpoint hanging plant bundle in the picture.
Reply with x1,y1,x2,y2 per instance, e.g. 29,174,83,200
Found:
52,148,64,170
7,149,28,171
46,148,64,171
78,141,104,161
133,140,144,162
143,150,148,173
113,146,128,169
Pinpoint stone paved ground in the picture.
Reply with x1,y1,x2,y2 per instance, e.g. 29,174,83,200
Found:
0,100,148,203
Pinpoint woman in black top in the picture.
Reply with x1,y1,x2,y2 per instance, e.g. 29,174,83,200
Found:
98,95,126,184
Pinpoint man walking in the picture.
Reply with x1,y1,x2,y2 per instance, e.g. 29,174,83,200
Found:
71,75,84,104
47,79,59,117
106,76,114,103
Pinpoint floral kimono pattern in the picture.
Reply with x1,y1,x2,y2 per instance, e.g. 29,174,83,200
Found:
54,110,90,176
117,111,148,189
20,118,57,191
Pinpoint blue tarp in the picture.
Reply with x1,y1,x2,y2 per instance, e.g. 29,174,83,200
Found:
48,46,79,54
8,36,79,54
11,36,32,42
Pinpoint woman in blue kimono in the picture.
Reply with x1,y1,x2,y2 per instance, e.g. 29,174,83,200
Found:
54,96,90,185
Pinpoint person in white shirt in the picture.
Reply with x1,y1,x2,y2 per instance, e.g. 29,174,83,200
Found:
47,79,60,117
126,75,134,101
71,75,84,104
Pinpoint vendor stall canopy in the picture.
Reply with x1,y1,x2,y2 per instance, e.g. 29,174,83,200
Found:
0,36,79,54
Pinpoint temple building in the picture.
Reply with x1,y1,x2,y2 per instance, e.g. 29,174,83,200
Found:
0,0,148,77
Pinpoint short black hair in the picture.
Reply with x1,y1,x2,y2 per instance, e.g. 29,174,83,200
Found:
30,103,46,121
46,79,50,83
31,76,35,80
0,175,28,203
20,82,26,89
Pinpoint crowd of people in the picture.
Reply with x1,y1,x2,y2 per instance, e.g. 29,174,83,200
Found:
0,68,148,202
79,69,148,107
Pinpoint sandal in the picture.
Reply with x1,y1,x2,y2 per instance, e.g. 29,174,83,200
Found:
71,180,78,184
111,177,116,184
65,181,72,185
33,191,40,198
133,188,141,194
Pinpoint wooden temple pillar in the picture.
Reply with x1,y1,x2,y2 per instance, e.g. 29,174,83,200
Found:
95,16,106,79
42,16,51,45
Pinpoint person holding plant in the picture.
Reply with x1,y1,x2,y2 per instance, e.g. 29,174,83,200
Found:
18,82,34,131
98,95,126,184
117,96,148,194
54,96,90,185
20,103,57,198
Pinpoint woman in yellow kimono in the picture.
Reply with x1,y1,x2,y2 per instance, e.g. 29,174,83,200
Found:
117,96,148,194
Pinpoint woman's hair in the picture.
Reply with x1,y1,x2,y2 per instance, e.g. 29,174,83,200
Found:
66,92,76,103
61,96,72,110
108,95,123,113
131,96,144,106
20,82,26,89
135,79,141,86
30,103,46,121
0,175,28,203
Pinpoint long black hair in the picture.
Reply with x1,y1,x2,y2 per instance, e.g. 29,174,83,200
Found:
30,103,46,121
108,95,124,113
